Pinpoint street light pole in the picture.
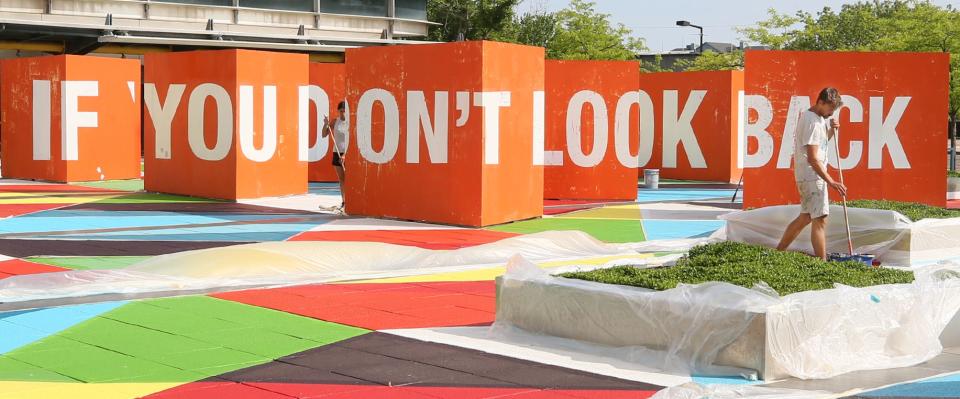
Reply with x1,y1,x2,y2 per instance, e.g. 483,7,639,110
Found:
676,20,704,53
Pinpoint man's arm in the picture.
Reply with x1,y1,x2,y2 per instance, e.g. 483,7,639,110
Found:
806,145,847,197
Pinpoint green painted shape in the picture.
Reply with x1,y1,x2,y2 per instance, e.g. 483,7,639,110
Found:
25,256,148,270
5,339,200,383
153,348,270,375
0,355,77,382
102,301,246,335
58,318,220,358
72,179,144,192
487,218,645,243
145,296,369,343
93,193,219,204
186,328,320,358
1,296,369,384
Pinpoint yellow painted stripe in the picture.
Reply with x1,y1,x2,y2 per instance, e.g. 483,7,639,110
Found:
0,382,181,399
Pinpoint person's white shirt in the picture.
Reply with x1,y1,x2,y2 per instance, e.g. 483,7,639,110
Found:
793,110,830,182
332,117,349,154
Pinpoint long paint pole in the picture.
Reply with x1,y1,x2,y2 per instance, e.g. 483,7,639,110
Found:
834,127,854,255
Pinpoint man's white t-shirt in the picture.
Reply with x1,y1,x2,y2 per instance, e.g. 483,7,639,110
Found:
793,110,830,182
332,118,349,154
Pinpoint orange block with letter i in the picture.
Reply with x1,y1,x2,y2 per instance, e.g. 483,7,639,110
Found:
0,55,141,182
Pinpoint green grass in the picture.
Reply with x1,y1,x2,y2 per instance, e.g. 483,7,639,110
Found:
949,170,960,178
844,199,960,222
561,241,915,296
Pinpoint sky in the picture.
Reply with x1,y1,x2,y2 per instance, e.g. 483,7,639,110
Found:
518,0,960,52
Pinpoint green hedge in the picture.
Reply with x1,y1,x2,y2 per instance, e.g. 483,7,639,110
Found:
844,199,960,221
561,241,914,296
949,170,960,178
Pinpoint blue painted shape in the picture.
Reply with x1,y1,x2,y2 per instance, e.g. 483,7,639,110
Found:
636,188,738,203
860,377,960,397
309,182,342,195
0,321,45,353
42,221,322,242
0,301,126,353
692,375,760,386
641,220,726,240
0,210,307,235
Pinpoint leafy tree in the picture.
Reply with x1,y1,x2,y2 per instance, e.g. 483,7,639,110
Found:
640,54,669,73
546,0,646,60
495,8,560,48
427,0,519,42
675,50,744,71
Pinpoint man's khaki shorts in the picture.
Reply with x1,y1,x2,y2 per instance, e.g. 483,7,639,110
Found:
797,180,829,219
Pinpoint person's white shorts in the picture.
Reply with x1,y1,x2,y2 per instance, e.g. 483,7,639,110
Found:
797,180,829,219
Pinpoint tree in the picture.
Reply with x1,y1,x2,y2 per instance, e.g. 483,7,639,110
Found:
427,0,519,42
640,54,669,73
675,50,744,71
495,8,560,49
546,0,646,60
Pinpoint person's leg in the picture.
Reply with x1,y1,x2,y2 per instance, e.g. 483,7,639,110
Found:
810,216,828,260
777,213,812,251
334,165,345,207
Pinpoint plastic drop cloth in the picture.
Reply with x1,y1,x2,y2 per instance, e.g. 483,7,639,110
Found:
0,231,681,305
493,255,960,381
722,205,960,267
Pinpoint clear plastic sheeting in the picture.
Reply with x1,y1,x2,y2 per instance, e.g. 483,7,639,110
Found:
494,256,960,381
650,383,828,399
0,231,645,305
722,205,960,266
494,256,778,380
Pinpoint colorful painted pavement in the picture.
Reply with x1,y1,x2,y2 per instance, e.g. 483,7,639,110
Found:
0,180,958,398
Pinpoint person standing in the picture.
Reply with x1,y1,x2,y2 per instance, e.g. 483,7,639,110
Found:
321,101,348,211
776,87,848,260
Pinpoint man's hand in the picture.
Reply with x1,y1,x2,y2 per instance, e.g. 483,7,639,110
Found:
829,180,847,197
829,118,839,130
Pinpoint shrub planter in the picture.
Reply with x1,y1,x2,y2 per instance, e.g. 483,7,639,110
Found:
495,247,960,381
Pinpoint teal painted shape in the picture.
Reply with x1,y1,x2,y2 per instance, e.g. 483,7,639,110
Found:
0,301,126,354
636,188,737,203
858,371,960,397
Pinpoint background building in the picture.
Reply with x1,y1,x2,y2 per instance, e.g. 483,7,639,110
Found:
0,0,432,61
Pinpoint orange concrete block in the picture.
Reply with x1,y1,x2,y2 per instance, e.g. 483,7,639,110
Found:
0,55,141,182
543,60,641,200
637,70,744,183
143,49,308,200
743,51,948,208
344,41,544,227
306,62,346,182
